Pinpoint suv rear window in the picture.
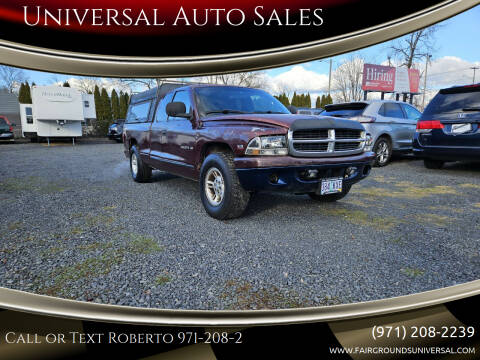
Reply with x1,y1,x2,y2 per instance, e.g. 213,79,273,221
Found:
0,118,6,126
323,103,367,118
424,86,480,116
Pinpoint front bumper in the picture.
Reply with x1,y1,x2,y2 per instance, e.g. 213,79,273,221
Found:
0,132,14,140
235,152,375,193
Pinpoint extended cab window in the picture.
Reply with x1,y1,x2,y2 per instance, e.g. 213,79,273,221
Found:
170,90,192,121
126,101,151,123
155,92,174,122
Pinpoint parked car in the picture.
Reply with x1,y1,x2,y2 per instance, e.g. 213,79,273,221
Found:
413,84,480,169
0,115,15,142
123,83,375,220
107,119,125,142
323,100,422,166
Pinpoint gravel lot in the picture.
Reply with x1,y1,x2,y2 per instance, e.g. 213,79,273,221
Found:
1,142,479,310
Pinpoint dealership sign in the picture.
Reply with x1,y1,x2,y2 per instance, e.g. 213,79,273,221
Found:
362,64,420,93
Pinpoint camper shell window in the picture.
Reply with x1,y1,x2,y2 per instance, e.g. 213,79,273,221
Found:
126,101,152,123
84,101,90,108
25,107,33,124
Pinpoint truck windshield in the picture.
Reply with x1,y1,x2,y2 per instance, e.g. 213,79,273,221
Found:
195,86,290,118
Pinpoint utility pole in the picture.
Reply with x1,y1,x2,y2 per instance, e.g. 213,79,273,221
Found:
422,54,432,111
470,66,479,83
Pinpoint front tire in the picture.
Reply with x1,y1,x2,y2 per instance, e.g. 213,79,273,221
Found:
373,137,392,167
200,151,250,220
130,145,152,182
424,159,444,169
308,185,351,202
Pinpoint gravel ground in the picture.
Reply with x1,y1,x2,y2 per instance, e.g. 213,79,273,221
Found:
0,142,479,310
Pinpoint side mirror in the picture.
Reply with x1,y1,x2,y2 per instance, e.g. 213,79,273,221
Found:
287,105,298,114
166,102,190,118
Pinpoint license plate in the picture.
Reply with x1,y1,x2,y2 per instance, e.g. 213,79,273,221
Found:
320,178,343,195
451,123,472,134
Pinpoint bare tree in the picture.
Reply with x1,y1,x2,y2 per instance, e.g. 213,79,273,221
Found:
192,72,267,88
388,25,441,69
332,55,365,102
119,78,158,91
0,65,27,93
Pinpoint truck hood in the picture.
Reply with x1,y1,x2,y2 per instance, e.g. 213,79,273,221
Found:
201,113,364,130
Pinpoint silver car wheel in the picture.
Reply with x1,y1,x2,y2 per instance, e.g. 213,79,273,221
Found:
376,141,390,165
205,167,225,206
131,152,138,176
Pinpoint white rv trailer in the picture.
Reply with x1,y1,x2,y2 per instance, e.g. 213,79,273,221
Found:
20,86,95,144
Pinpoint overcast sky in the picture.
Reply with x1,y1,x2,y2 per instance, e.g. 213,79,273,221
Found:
19,5,480,100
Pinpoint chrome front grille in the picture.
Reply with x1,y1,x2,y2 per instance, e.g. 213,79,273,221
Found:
288,128,366,157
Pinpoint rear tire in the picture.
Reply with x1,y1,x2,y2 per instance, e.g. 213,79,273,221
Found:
130,145,152,182
373,137,392,167
424,159,444,169
308,185,351,202
200,151,250,220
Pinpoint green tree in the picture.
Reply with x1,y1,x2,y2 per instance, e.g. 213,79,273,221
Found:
111,89,120,120
315,96,321,108
93,85,101,120
101,88,112,124
18,83,26,103
325,94,333,105
119,91,128,119
23,82,32,103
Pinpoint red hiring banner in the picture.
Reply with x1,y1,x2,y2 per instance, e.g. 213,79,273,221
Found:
362,64,395,92
362,64,420,93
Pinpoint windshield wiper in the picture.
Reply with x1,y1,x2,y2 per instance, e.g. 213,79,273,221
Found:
255,111,286,114
462,107,480,111
206,110,247,115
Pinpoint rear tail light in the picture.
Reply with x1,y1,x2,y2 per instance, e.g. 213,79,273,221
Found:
351,116,376,123
416,120,444,133
9,125,13,132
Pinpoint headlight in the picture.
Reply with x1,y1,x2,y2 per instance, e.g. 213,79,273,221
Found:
364,133,373,152
245,135,288,156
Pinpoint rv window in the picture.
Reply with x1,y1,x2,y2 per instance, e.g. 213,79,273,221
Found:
26,107,33,124
126,101,151,123
84,101,89,108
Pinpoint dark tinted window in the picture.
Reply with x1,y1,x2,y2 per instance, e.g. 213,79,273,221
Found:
195,86,289,117
126,101,151,123
0,118,6,125
155,92,174,122
381,103,405,118
322,103,367,118
424,87,480,116
170,90,192,121
401,104,421,120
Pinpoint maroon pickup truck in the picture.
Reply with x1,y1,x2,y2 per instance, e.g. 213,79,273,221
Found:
123,83,375,219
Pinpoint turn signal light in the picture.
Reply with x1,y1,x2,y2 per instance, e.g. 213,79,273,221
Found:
416,120,444,133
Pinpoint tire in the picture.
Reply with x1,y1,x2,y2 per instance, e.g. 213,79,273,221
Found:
200,151,250,220
130,145,152,182
424,159,444,169
373,137,392,167
308,185,351,202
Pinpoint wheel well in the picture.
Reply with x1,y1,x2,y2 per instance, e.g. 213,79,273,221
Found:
201,142,233,160
129,138,137,149
376,134,392,145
